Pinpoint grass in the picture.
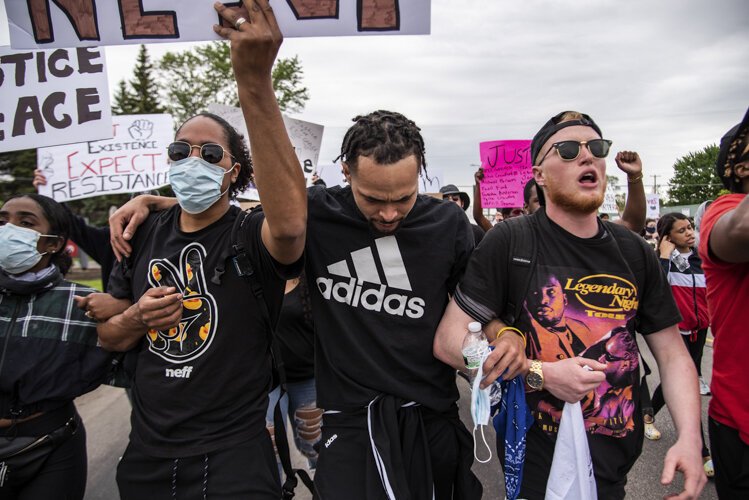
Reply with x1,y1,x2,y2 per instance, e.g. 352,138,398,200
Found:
71,278,103,291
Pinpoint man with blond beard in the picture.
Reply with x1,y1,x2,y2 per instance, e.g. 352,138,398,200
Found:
435,111,706,499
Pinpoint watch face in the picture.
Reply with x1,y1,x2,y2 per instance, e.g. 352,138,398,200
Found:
527,371,543,390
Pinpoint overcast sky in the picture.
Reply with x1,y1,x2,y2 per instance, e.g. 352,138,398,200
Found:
2,0,747,195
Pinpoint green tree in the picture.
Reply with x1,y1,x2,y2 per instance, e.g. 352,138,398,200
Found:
666,145,722,206
113,45,165,115
0,149,38,204
158,42,309,122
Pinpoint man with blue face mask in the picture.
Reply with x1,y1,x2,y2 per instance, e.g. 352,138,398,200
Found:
93,2,307,498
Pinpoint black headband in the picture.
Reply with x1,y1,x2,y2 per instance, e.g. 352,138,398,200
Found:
531,111,603,165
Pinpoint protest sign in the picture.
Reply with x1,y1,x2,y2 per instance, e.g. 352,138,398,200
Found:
0,46,111,152
5,0,431,49
419,168,444,194
599,188,618,215
478,140,532,208
207,103,323,198
36,114,172,202
646,193,660,219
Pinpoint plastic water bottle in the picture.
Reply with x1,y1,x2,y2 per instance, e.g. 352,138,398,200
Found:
461,322,503,407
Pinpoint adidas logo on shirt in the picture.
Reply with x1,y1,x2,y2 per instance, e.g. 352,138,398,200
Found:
315,236,425,319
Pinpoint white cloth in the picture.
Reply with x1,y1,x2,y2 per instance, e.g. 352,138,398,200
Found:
545,402,597,500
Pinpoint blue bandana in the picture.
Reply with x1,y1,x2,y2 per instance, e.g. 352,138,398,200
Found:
492,375,533,500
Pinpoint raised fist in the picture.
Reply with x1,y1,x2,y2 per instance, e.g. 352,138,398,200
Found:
128,119,154,140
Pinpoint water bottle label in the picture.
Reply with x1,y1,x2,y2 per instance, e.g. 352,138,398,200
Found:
462,344,485,370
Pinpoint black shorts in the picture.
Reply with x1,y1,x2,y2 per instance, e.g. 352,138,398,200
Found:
709,417,749,499
116,432,281,500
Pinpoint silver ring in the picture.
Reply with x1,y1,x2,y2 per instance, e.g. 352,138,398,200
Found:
234,17,247,30
85,310,94,319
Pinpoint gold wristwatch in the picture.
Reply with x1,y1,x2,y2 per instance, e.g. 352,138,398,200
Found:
527,360,544,391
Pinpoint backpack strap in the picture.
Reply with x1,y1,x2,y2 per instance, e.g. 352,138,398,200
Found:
221,206,314,499
500,214,538,327
603,221,646,302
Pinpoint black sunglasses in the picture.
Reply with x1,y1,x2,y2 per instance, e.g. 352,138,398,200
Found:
167,141,235,164
538,139,612,164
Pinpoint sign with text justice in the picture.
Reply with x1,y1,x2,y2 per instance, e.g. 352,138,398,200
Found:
479,140,532,208
5,0,431,49
0,46,112,152
36,114,173,202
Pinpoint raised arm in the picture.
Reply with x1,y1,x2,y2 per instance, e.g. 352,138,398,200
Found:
472,168,493,232
614,151,646,233
214,0,306,265
707,193,749,263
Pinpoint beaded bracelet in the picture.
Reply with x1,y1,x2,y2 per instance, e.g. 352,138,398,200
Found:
496,326,527,349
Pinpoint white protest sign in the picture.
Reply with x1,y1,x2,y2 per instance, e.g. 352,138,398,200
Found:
5,0,431,49
36,114,173,202
316,163,347,188
646,193,660,219
599,187,618,215
207,103,323,199
0,46,112,152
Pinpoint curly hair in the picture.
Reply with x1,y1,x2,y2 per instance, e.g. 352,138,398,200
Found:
177,112,254,199
6,194,72,275
334,110,427,175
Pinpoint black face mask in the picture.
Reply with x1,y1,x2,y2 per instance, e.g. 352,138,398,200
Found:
646,227,656,234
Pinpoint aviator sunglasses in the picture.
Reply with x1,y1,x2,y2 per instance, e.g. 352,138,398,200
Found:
538,139,613,164
167,141,236,164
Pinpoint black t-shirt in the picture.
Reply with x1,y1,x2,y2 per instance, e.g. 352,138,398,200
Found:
108,205,299,458
306,185,474,412
455,209,680,487
471,224,485,246
276,283,315,382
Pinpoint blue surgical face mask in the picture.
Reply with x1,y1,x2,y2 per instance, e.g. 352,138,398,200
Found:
470,349,493,464
169,157,235,214
0,223,58,274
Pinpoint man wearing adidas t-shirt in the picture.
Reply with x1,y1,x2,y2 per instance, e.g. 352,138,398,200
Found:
435,111,706,499
305,110,486,499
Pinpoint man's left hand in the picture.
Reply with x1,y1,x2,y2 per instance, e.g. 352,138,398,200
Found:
615,151,643,176
660,437,707,499
479,332,526,388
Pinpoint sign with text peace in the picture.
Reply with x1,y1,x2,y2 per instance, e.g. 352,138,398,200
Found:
36,114,173,202
0,46,112,153
5,0,431,49
479,140,532,208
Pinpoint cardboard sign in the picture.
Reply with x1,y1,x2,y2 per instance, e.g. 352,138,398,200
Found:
5,0,431,49
479,140,532,208
419,168,444,193
646,193,660,218
36,114,173,202
0,46,111,152
206,103,323,199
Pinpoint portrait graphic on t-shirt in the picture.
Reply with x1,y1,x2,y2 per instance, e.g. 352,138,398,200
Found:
522,266,639,438
145,243,218,363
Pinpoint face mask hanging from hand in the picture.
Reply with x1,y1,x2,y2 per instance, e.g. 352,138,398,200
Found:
0,223,58,274
169,157,235,214
470,349,493,464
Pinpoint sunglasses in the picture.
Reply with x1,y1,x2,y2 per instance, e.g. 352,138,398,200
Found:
167,141,235,164
443,195,462,202
538,139,612,164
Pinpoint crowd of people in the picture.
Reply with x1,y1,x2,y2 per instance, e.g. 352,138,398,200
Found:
1,1,748,499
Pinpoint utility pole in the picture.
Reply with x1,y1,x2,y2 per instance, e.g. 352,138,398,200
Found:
652,174,660,194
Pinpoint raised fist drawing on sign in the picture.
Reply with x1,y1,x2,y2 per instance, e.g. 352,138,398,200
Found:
128,119,154,140
146,243,217,363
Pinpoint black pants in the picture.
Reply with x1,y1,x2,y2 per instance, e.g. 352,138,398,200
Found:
708,417,749,499
313,405,481,500
0,405,87,500
117,432,281,500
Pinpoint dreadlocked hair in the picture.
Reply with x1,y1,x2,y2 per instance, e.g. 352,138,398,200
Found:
334,110,427,175
177,112,254,199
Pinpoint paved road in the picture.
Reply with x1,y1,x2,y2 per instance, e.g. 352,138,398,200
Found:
79,338,718,499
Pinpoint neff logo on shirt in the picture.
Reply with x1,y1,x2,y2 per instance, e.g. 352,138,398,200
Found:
165,366,193,378
316,235,425,319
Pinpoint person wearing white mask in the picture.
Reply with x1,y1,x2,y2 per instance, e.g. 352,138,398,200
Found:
94,2,307,497
0,194,125,500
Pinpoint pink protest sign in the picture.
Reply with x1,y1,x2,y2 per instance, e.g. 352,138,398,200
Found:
479,140,532,208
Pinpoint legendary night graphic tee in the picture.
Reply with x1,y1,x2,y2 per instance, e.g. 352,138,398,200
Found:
455,209,680,485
